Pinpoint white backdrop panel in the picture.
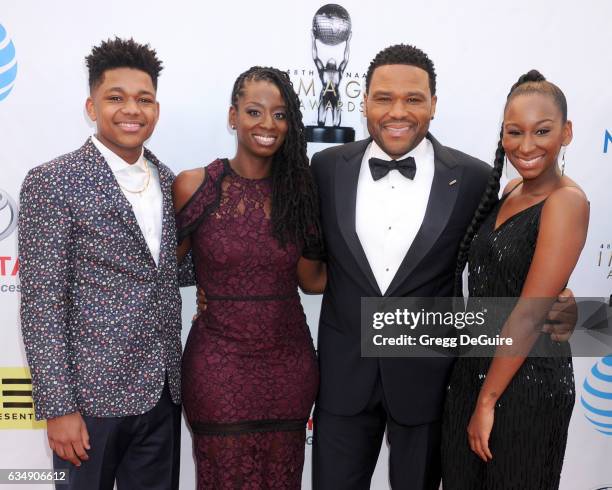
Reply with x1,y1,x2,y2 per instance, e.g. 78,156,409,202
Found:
0,1,610,488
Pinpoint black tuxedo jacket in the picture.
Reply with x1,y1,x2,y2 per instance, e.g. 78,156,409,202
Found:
311,134,492,425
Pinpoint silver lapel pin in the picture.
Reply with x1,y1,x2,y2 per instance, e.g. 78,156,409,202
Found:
449,179,457,186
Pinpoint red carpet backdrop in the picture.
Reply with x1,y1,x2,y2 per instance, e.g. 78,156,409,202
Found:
0,0,610,488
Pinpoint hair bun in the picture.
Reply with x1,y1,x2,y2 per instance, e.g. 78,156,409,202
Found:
519,69,546,83
509,69,546,94
510,70,546,93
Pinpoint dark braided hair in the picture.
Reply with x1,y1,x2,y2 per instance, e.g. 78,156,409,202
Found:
453,69,567,295
230,66,322,249
365,44,436,95
85,37,163,91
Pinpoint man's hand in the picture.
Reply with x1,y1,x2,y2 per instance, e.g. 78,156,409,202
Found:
542,288,577,342
47,412,90,467
194,287,207,321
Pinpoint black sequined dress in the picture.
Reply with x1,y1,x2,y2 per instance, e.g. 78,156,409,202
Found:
441,195,575,490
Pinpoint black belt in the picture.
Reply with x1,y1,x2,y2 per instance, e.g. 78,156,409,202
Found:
205,294,296,302
191,418,308,436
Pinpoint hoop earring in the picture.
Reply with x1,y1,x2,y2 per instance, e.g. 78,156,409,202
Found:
561,147,566,176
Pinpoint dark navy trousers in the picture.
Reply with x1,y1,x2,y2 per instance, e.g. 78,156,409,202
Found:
53,380,181,490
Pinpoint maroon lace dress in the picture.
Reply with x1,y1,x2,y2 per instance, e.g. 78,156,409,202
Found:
177,159,319,489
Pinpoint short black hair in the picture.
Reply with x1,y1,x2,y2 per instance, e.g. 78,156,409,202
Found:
85,37,163,91
365,44,436,95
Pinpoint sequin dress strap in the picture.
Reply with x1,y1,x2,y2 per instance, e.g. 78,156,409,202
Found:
503,179,524,198
176,159,230,243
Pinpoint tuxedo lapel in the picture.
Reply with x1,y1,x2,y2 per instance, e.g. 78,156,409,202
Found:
386,134,464,296
145,148,174,274
335,139,381,295
82,138,156,267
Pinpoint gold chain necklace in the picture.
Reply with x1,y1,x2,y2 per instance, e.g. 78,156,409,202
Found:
118,159,151,194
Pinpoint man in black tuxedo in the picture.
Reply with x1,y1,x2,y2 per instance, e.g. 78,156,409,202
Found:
310,44,573,489
310,43,485,490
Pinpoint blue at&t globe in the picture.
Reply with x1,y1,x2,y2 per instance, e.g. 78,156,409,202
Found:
0,23,17,102
582,354,612,435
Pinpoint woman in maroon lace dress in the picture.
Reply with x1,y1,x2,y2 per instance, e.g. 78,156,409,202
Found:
172,66,325,489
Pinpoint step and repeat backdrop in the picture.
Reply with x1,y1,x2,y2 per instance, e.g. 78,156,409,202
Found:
0,0,610,488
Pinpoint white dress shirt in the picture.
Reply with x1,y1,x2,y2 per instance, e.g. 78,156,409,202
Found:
92,136,163,266
355,137,435,294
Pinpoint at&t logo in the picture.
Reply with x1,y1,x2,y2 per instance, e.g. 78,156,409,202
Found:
0,188,18,241
0,23,17,101
581,355,612,435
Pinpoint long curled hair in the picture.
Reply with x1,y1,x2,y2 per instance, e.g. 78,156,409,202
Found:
230,66,322,249
453,69,568,295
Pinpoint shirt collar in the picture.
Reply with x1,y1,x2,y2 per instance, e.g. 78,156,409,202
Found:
91,135,146,173
368,136,430,163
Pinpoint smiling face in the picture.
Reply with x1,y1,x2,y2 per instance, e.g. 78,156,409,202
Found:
502,92,572,180
85,67,159,163
364,64,437,159
229,79,288,162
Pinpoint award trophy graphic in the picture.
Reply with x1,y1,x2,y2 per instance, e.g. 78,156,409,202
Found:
305,4,355,143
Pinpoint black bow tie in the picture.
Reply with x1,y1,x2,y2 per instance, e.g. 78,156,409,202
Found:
368,156,416,181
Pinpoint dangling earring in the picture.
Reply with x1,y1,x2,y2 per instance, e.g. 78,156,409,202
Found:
560,147,566,176
504,155,509,178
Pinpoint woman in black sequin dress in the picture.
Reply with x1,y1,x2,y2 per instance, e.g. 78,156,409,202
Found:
441,71,589,489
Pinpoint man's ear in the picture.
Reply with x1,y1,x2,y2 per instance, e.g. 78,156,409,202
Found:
430,94,437,120
85,96,97,122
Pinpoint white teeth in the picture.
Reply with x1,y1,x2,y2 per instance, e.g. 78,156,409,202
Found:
385,126,411,136
517,156,543,167
253,135,276,146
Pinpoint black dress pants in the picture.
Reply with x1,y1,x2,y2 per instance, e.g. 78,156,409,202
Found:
53,380,181,490
312,378,441,490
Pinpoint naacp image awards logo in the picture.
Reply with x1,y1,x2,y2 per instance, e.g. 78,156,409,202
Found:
305,4,355,143
596,243,611,280
286,4,362,144
0,23,17,101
